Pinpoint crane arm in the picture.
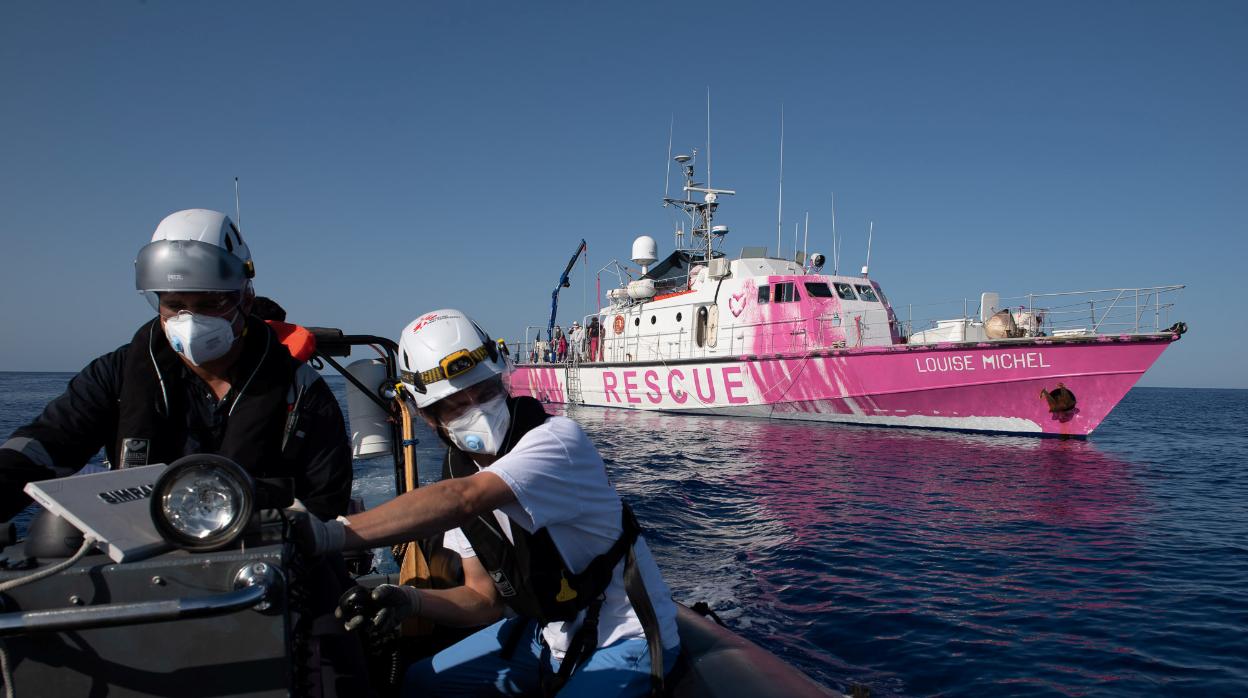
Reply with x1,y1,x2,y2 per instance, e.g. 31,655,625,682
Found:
548,239,588,344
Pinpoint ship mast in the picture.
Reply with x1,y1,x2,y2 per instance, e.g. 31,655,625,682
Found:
662,151,734,263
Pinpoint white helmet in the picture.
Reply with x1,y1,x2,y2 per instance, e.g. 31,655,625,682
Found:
135,209,255,309
398,309,509,409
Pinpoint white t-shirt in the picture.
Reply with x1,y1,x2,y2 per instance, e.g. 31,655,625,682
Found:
442,416,680,657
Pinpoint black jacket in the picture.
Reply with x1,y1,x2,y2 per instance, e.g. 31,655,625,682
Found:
0,324,352,521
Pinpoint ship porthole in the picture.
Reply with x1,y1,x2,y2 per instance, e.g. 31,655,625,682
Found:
651,316,657,325
676,312,682,322
634,317,640,326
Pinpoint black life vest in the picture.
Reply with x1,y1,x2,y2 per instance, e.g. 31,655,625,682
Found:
442,396,638,623
111,316,297,477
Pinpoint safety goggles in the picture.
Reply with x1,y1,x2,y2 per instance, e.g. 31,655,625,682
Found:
424,377,507,422
400,343,495,395
154,291,243,317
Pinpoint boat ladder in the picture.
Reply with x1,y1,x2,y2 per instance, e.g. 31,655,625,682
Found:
565,355,584,404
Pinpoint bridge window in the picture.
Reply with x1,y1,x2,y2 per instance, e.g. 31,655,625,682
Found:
855,284,879,302
834,282,858,300
804,282,833,298
757,284,769,304
774,282,801,303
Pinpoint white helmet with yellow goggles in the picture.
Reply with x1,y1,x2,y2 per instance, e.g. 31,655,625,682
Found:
398,309,509,409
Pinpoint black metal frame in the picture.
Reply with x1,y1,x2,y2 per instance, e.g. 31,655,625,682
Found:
307,329,410,497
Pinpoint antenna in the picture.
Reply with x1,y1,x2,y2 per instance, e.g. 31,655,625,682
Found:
776,104,784,258
794,222,799,261
830,192,838,275
837,234,843,277
234,177,242,231
664,115,674,198
705,86,712,190
803,211,809,269
863,221,874,276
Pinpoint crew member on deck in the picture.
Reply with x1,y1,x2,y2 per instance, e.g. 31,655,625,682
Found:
587,317,602,362
570,321,585,362
556,326,569,362
0,209,353,521
296,308,681,697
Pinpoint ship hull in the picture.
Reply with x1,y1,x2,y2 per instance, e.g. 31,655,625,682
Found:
510,333,1178,437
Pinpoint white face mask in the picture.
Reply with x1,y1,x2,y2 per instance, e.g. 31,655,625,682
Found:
164,310,239,366
443,394,511,455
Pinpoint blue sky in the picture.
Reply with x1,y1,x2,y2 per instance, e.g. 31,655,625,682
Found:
1,1,1244,388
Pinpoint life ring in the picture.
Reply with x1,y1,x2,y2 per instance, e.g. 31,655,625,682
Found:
613,315,625,335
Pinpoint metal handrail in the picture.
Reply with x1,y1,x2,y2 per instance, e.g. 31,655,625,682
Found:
0,582,270,637
908,285,1184,338
513,306,897,364
512,285,1184,364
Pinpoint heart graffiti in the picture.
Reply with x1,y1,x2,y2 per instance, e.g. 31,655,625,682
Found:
728,288,749,317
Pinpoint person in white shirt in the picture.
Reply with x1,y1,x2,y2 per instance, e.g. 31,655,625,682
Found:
297,308,680,697
569,321,586,362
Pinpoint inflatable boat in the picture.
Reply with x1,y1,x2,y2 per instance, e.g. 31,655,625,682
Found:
0,327,842,697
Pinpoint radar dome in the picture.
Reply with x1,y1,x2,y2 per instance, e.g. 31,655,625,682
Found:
632,236,658,268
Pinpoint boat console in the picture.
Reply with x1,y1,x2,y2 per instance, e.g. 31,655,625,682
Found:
0,527,299,696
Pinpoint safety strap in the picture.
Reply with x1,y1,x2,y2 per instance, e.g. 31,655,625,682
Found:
539,505,665,697
541,595,605,697
499,617,530,661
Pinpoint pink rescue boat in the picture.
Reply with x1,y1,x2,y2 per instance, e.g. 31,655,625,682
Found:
509,154,1185,437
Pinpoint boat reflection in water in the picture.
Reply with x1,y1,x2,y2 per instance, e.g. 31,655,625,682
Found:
572,405,1150,695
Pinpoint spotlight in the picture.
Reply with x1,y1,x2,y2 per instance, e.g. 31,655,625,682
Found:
151,454,254,552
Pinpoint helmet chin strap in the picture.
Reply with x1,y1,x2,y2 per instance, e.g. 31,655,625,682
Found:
230,304,248,339
499,397,518,449
434,423,454,449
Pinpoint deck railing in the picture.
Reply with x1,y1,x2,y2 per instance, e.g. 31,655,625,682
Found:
510,285,1185,366
511,307,898,365
902,284,1185,338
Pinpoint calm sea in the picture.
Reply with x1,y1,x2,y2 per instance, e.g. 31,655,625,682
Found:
2,371,1245,697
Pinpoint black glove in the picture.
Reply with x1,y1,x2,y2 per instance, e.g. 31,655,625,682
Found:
284,502,347,557
335,583,423,636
